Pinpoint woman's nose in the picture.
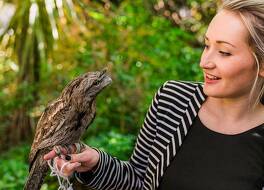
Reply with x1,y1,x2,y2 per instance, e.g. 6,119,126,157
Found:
199,49,216,69
199,60,215,69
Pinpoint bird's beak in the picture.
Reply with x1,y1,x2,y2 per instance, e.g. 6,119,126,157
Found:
103,75,112,86
99,68,112,87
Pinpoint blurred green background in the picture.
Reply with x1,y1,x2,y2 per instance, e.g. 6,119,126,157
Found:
0,0,221,189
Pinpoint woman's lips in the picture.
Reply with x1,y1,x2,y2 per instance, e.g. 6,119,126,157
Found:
205,73,221,84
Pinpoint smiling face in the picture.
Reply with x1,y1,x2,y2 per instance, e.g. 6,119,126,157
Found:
200,9,259,100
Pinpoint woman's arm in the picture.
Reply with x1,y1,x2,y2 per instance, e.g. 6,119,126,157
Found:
74,83,165,190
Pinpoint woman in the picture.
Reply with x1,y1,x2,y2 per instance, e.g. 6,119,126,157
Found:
44,0,264,189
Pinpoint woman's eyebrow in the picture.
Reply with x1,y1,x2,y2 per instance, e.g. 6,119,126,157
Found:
204,35,237,48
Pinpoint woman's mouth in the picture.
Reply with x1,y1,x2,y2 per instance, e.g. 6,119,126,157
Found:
205,73,221,83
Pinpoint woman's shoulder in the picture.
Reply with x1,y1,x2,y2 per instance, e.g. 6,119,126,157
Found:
160,80,204,92
155,80,206,108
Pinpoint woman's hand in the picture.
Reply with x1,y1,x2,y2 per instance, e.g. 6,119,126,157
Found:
43,144,100,177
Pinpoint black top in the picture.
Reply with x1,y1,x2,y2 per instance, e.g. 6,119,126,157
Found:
158,116,264,190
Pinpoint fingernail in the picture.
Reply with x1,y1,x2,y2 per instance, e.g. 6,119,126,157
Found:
65,154,71,161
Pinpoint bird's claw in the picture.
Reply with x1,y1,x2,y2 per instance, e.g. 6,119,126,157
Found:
53,142,87,158
54,145,62,157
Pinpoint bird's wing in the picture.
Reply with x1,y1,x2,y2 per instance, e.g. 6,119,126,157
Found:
29,99,66,164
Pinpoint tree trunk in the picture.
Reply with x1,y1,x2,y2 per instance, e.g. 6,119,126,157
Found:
8,107,32,144
1,33,40,150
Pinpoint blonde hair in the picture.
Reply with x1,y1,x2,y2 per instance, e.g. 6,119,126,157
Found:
220,0,264,108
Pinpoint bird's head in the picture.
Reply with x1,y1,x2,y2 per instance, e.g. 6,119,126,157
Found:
61,69,112,112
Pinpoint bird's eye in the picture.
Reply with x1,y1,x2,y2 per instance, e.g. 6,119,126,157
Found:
93,80,100,86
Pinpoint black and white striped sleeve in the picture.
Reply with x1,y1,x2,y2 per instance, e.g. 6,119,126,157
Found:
74,82,165,190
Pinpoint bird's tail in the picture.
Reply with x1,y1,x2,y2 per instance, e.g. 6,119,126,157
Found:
24,154,49,190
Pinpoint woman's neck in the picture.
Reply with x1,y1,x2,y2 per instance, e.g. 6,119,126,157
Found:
205,96,264,123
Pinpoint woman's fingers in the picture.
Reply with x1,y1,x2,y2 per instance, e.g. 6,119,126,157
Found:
61,162,81,176
44,143,86,160
44,150,56,160
42,143,97,177
55,157,81,176
70,148,99,168
43,145,74,160
44,147,99,176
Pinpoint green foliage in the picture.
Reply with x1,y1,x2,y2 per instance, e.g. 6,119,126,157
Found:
0,144,29,189
85,130,136,160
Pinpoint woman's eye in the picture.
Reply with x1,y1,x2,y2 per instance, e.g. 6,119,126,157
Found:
204,44,209,49
219,51,231,56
